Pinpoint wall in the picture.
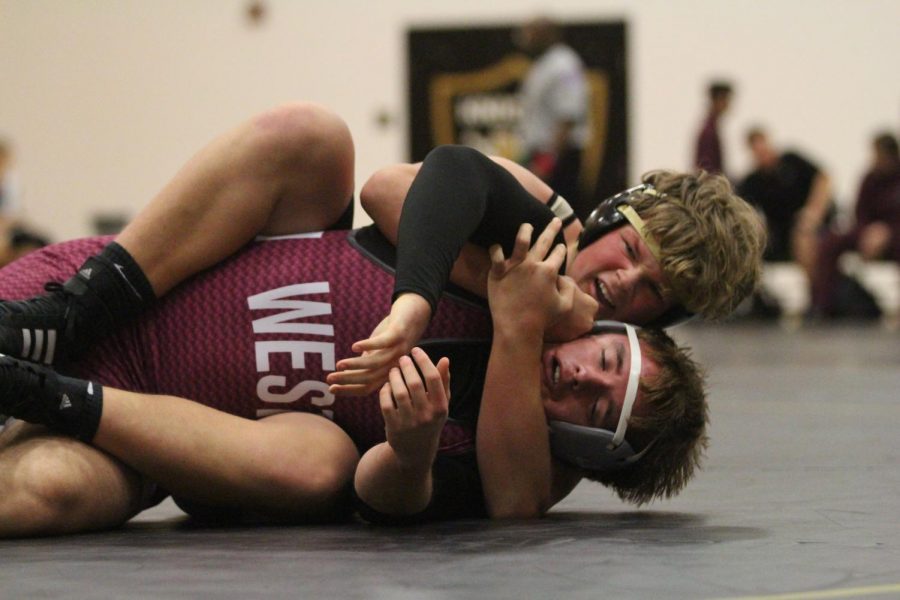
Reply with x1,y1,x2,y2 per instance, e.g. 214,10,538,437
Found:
1,0,898,241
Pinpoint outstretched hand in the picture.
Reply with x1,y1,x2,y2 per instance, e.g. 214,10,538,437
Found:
327,293,431,397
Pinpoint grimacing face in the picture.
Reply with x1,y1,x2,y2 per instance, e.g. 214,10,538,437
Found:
566,224,672,325
539,332,658,430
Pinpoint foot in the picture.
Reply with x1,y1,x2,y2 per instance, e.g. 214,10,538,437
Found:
0,353,59,424
0,354,102,441
0,276,111,366
0,283,72,365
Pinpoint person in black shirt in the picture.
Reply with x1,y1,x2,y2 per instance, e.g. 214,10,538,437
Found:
738,127,833,279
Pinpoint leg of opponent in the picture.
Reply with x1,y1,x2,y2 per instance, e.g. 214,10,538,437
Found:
0,421,145,537
0,102,354,364
1,358,360,527
117,101,355,296
92,390,360,521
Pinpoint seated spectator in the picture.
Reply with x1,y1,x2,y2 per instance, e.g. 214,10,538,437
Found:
812,132,900,317
738,127,834,279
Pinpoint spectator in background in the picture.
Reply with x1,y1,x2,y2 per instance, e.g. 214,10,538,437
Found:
514,16,589,213
0,139,20,218
811,132,900,317
738,127,833,279
694,81,733,175
0,138,49,267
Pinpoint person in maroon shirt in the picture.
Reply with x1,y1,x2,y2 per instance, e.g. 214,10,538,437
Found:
694,81,733,175
812,132,900,316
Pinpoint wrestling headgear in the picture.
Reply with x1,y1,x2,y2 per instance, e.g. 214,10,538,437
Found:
548,320,652,472
578,185,694,327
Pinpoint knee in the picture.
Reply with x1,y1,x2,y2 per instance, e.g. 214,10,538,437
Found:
0,445,108,535
267,444,358,518
360,163,418,223
249,102,353,170
279,448,357,502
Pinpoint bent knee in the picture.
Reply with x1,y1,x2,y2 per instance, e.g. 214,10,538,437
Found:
1,437,141,535
251,102,353,166
259,413,359,516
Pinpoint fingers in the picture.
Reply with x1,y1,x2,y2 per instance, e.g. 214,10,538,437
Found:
556,274,575,314
489,244,507,277
377,348,449,416
529,217,562,261
411,348,449,410
511,223,533,264
491,218,563,279
331,382,383,397
388,363,412,412
334,349,395,374
544,240,567,272
435,356,451,399
349,329,401,354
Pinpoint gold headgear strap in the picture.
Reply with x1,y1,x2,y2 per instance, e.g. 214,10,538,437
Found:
618,204,661,259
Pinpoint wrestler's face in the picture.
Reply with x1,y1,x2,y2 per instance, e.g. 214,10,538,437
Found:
540,333,657,430
566,224,671,325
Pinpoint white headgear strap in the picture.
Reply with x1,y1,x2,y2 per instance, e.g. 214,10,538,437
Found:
611,323,641,447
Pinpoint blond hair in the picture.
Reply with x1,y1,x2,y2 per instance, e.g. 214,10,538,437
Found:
635,170,765,320
584,328,708,504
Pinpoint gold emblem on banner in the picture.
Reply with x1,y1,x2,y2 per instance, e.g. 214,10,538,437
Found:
429,53,609,197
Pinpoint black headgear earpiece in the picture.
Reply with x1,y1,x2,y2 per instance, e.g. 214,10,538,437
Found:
577,185,651,251
577,185,695,328
548,321,653,472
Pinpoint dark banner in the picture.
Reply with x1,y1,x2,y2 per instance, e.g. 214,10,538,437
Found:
407,22,627,218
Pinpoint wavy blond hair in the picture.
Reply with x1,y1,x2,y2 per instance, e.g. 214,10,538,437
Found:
633,170,765,319
584,328,708,504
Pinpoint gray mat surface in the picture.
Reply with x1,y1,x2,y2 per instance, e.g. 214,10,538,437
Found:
1,322,898,600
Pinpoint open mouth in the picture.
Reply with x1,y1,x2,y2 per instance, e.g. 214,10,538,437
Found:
543,355,562,391
595,278,615,309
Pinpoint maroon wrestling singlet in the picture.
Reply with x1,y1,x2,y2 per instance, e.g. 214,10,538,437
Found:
0,231,492,454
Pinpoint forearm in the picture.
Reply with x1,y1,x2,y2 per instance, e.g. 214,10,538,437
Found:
393,146,560,312
799,174,832,229
477,326,553,518
354,442,433,515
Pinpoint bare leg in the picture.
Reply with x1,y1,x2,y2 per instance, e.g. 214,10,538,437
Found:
116,102,355,296
92,389,360,520
0,421,144,537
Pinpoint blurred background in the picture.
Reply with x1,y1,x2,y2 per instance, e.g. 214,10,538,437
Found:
1,0,899,325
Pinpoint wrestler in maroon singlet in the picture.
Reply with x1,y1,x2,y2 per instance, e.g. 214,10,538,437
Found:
0,230,493,456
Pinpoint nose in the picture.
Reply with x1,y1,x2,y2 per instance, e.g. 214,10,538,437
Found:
615,265,643,299
571,363,605,393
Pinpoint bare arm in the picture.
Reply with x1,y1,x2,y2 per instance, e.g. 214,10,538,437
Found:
354,350,451,515
796,173,833,232
352,222,583,521
792,172,833,277
477,221,583,518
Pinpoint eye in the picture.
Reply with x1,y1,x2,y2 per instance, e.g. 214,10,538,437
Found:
600,348,607,371
623,238,636,260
